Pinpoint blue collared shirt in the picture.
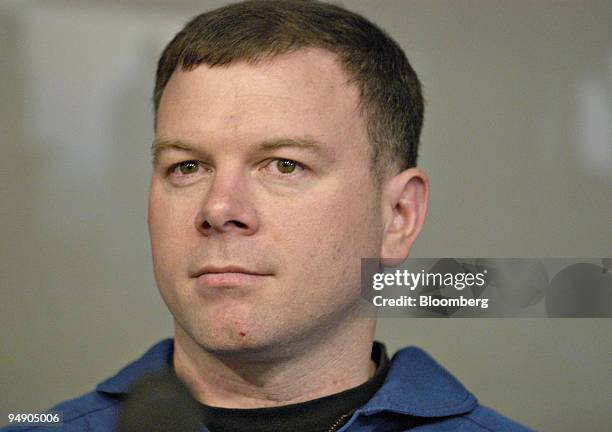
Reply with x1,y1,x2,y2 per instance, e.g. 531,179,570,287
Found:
2,339,534,431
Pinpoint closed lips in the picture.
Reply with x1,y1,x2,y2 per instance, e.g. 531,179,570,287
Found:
193,266,271,277
192,266,273,288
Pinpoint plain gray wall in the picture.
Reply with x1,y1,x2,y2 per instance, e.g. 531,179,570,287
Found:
1,1,611,430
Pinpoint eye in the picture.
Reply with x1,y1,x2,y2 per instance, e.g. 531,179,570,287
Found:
170,160,201,176
276,159,298,174
266,159,305,176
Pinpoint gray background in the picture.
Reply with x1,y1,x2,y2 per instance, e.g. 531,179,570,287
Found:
1,0,611,430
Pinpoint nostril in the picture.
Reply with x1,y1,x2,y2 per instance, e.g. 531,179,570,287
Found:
198,217,251,233
232,220,248,229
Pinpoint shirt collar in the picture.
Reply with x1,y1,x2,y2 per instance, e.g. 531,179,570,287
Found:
95,338,174,395
96,339,477,418
359,345,478,418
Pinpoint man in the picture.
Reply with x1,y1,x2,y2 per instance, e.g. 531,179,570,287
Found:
3,1,532,431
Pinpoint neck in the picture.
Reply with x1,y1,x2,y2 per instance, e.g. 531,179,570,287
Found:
172,318,377,408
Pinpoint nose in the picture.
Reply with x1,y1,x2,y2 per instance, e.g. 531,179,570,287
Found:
194,168,259,236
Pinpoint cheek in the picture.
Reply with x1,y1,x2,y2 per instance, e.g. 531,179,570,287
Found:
272,183,381,286
148,188,196,267
148,189,202,315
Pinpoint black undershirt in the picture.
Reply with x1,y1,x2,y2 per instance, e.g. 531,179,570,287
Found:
200,342,390,432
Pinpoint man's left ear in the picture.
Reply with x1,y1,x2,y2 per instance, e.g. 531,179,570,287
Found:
380,167,429,264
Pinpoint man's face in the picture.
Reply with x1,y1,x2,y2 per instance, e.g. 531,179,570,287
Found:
149,48,384,355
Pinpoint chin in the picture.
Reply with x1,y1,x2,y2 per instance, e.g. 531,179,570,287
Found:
182,309,282,357
173,297,320,360
193,330,285,361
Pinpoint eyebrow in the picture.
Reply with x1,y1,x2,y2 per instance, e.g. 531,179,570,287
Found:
151,136,331,166
151,138,194,166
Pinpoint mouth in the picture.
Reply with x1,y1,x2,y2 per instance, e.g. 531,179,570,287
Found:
192,265,273,288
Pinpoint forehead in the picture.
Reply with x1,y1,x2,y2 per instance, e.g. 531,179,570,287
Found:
156,48,369,158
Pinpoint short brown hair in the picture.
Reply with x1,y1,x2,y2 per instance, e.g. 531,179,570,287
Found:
153,0,424,183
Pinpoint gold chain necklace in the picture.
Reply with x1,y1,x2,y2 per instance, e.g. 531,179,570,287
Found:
326,410,354,432
327,361,375,432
